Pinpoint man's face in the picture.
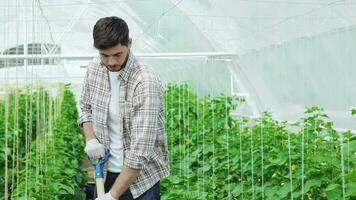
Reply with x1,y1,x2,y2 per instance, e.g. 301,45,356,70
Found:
99,38,132,72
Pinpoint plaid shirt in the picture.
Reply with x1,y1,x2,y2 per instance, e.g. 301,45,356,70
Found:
78,52,170,198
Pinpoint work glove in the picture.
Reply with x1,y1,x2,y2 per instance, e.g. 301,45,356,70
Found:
95,191,117,200
84,138,105,159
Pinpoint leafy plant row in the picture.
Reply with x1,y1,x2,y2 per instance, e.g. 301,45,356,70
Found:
0,85,87,200
0,88,52,198
161,84,356,200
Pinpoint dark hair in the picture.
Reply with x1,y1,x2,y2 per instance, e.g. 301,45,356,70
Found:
93,16,129,50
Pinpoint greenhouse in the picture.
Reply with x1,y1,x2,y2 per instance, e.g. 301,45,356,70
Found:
0,0,355,199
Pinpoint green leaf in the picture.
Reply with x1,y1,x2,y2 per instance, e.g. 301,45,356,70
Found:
276,183,291,198
325,183,340,191
324,184,341,200
58,183,75,195
231,184,243,196
304,179,321,192
199,164,211,172
346,182,356,197
168,175,182,184
346,171,356,182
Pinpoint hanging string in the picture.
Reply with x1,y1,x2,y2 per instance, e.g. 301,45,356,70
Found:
196,83,200,196
15,0,21,196
2,2,7,200
225,96,231,199
211,83,216,189
287,124,293,199
4,94,10,200
201,83,205,196
170,85,174,175
3,1,10,191
339,133,345,200
23,0,30,197
27,1,37,197
250,127,255,200
347,134,350,173
182,84,188,192
260,121,265,199
239,118,244,199
10,47,17,200
178,84,182,178
186,84,190,191
301,125,305,200
300,23,306,200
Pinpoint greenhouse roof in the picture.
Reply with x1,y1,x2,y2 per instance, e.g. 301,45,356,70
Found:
0,0,355,131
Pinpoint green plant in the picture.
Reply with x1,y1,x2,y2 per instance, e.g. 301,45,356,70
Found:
0,88,52,198
161,84,356,200
1,84,87,200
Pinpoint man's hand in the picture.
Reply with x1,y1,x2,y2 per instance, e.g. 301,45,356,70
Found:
84,138,105,159
95,191,117,200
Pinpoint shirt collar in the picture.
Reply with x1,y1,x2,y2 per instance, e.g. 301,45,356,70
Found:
118,51,135,82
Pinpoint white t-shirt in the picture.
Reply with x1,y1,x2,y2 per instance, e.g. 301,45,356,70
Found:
107,71,124,172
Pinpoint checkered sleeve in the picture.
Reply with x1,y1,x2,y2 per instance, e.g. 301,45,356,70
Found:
77,67,92,127
124,79,163,169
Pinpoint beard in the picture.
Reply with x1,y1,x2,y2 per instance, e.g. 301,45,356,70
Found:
104,51,130,72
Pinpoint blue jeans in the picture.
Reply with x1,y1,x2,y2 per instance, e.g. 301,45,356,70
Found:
93,171,160,200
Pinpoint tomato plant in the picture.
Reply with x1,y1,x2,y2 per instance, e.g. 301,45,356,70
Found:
0,85,86,200
161,84,356,200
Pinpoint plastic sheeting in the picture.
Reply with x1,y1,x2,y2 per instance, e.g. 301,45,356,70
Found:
0,0,355,130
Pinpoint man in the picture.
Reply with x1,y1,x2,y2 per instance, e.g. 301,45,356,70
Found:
78,16,170,200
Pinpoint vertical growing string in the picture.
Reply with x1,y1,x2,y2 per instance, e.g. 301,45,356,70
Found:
178,84,182,178
260,121,264,199
47,90,53,196
239,118,244,199
35,85,40,191
250,127,255,200
27,0,36,196
25,87,31,199
201,84,205,196
301,125,305,200
287,125,293,199
301,36,307,200
27,85,34,199
11,93,18,197
225,96,231,199
50,89,55,153
44,94,48,174
180,84,186,193
196,84,200,197
211,87,215,185
23,0,29,197
15,0,20,195
164,85,168,178
40,89,44,199
8,0,15,196
24,88,28,199
14,85,20,199
347,134,350,173
169,85,174,175
4,90,9,200
3,1,8,198
339,133,345,200
41,88,46,198
30,1,37,197
186,84,190,191
182,84,187,191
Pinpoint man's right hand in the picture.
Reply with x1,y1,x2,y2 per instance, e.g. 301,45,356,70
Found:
85,139,105,159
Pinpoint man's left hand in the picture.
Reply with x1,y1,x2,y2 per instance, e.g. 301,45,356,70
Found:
95,191,117,200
